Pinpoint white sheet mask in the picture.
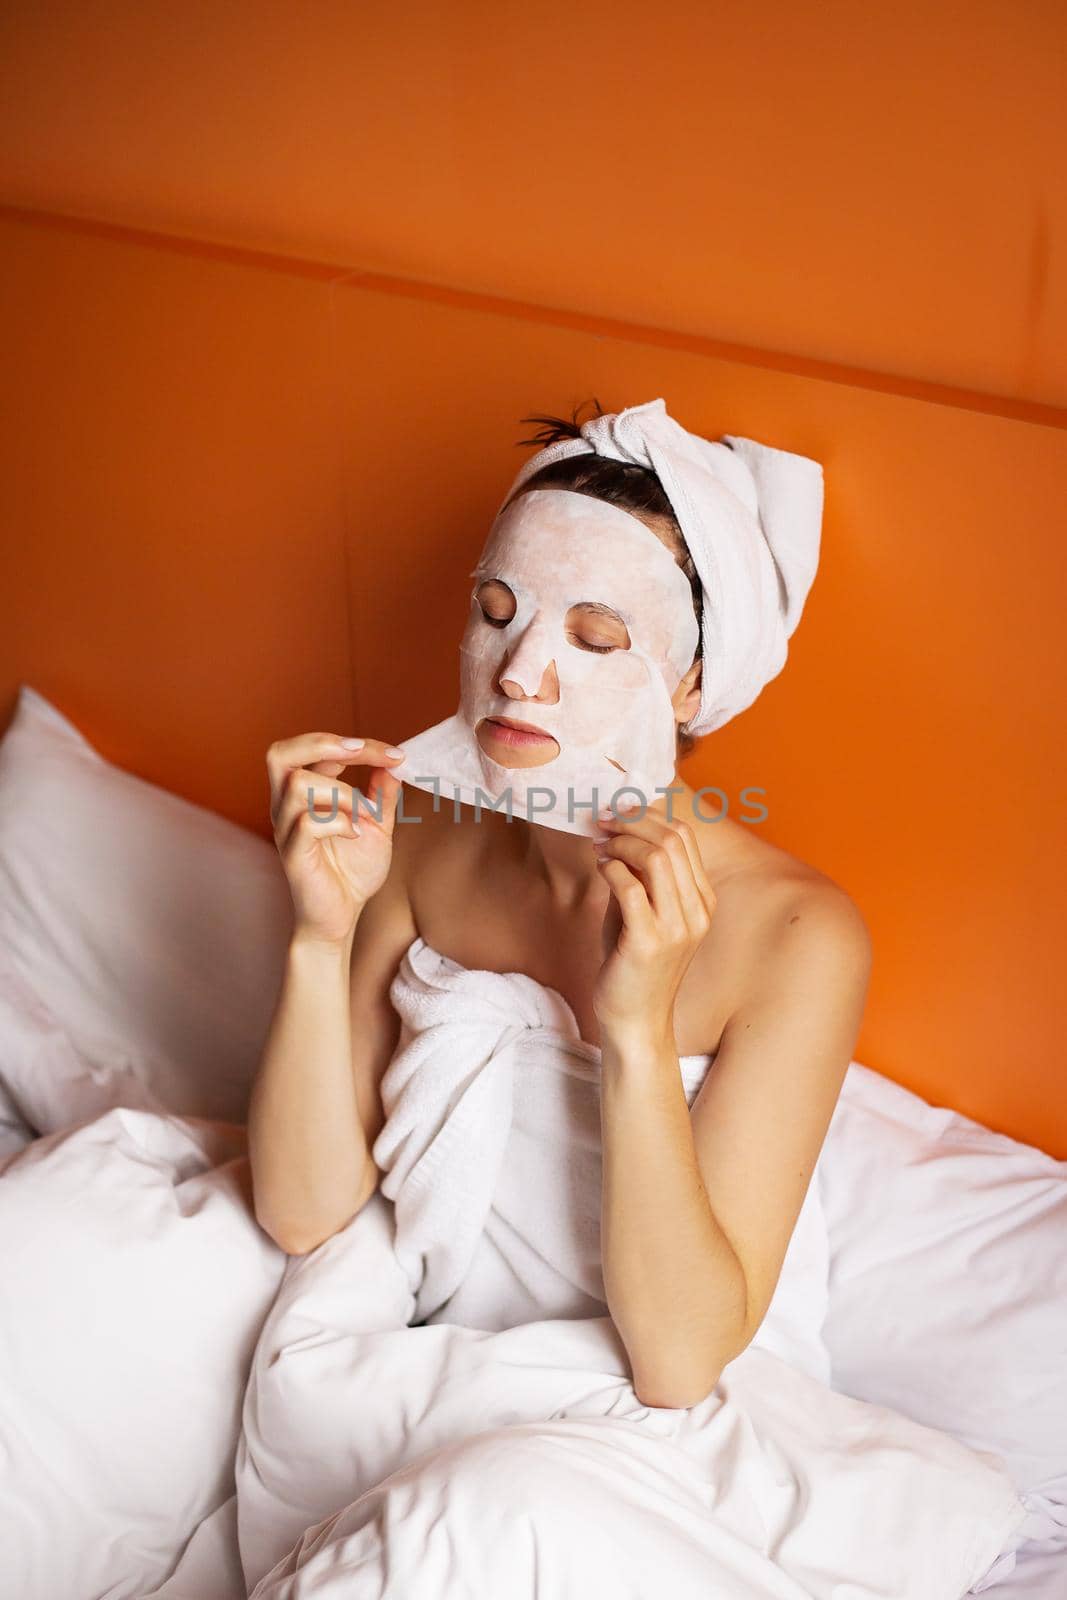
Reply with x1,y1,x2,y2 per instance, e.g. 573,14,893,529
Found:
395,489,700,837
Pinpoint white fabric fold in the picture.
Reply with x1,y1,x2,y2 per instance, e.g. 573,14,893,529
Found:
968,1474,1067,1592
239,1184,1029,1600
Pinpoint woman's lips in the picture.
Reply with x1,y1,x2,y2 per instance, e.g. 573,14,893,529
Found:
482,716,558,748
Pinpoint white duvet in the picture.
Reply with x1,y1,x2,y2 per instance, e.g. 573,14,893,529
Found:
0,937,1036,1599
235,1188,1028,1600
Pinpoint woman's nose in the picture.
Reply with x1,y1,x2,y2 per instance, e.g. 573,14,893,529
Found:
498,616,558,700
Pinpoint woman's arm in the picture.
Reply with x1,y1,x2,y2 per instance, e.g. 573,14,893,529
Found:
248,928,365,1254
600,885,870,1408
248,756,417,1257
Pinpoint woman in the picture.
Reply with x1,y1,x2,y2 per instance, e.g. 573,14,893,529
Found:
248,396,871,1410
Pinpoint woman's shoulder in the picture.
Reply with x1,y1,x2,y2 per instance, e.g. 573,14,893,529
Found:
684,792,870,1006
687,786,864,916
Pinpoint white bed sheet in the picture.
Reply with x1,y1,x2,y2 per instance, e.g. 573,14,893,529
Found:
138,1500,1067,1600
0,1113,1038,1600
982,1550,1066,1600
139,1485,1067,1600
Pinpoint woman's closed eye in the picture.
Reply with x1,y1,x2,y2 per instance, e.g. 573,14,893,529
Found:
478,604,617,652
474,583,631,653
566,602,631,654
475,580,516,630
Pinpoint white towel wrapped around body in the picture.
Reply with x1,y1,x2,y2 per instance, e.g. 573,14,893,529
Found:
371,936,833,1384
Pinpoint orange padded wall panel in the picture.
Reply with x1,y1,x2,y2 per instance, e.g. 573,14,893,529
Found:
1,212,1065,1162
0,212,355,835
0,0,1063,409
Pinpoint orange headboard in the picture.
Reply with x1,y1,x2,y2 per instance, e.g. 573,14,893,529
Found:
2,205,1065,1158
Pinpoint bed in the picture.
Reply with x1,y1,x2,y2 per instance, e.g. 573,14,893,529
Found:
2,683,1064,1599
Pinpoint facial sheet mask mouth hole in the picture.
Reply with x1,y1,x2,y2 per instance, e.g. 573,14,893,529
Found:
475,716,563,769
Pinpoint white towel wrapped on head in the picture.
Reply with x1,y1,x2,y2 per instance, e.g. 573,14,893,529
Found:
501,397,826,737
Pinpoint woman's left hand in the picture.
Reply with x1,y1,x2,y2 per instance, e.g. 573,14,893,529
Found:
593,798,717,1046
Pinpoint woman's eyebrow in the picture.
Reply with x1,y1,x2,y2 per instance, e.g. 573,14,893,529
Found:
571,600,628,624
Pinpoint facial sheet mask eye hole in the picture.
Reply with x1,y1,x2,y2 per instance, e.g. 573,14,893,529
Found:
562,603,632,656
474,581,632,658
473,580,516,630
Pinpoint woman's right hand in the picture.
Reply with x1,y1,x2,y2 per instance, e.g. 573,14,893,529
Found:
266,732,408,946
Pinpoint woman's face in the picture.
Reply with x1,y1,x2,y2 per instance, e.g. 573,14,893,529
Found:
460,489,698,776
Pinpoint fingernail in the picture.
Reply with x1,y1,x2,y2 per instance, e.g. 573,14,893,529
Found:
385,747,406,761
340,737,365,749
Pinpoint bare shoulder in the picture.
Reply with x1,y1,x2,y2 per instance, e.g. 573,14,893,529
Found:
692,788,864,926
725,845,872,1027
683,790,868,1007
741,846,869,958
654,789,868,1053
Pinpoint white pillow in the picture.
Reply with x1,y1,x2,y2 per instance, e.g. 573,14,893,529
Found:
819,1062,1067,1571
0,1107,286,1600
0,684,294,1129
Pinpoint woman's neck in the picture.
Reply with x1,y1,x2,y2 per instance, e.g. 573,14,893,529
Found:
516,772,689,917
517,819,603,916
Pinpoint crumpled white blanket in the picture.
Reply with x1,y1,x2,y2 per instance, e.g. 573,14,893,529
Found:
0,936,1035,1599
236,1188,1027,1598
233,937,1029,1598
